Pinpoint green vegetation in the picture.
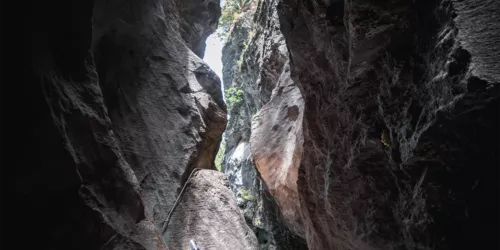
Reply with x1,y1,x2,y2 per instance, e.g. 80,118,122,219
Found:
240,189,255,201
216,0,253,40
253,217,261,226
236,38,249,68
236,53,244,68
381,131,391,148
224,87,244,108
215,140,226,171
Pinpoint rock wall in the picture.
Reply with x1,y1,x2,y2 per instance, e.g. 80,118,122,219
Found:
251,61,305,237
5,0,499,249
221,0,307,249
276,0,500,249
163,169,259,250
6,0,224,249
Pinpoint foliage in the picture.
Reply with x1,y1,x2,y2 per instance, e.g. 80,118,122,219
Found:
236,38,249,68
224,87,244,108
215,139,226,171
381,131,391,148
236,53,244,68
216,0,253,40
240,189,255,201
253,217,261,226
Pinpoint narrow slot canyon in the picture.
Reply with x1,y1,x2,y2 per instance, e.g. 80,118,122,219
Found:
2,0,499,250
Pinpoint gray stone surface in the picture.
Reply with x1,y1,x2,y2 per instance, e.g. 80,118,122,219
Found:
277,0,500,249
9,0,499,249
92,0,226,232
12,0,224,249
177,0,222,57
221,0,308,249
163,169,259,250
251,62,305,237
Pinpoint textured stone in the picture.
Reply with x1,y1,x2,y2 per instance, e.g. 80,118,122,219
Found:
163,169,259,250
277,0,500,249
221,0,307,249
177,0,222,57
8,0,224,249
92,0,226,232
7,0,499,249
251,62,305,236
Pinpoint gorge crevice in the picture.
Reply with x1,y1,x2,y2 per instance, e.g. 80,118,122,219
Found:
3,0,499,249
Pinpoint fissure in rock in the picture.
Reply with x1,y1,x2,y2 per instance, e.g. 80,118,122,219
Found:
4,0,499,249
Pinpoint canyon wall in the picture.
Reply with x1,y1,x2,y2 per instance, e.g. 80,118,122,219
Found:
4,0,499,249
221,0,307,249
6,0,226,249
276,0,500,249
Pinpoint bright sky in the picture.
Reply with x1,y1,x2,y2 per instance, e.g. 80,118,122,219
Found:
203,0,225,88
203,34,224,83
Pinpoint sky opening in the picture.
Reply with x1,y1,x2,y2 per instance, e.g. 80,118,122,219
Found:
203,0,225,92
203,34,224,84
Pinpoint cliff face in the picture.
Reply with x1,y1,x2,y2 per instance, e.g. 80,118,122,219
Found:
221,0,307,249
6,0,499,249
251,61,304,237
276,0,500,249
8,0,224,249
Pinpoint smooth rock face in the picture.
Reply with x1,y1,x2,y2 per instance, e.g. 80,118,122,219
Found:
8,0,224,249
163,169,259,250
251,62,305,236
221,0,307,249
277,0,500,249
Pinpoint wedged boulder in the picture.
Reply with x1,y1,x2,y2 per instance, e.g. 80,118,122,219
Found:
163,169,259,250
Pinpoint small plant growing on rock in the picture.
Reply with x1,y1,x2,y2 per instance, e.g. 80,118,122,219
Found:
224,87,244,108
215,140,226,171
217,0,253,40
236,54,244,68
253,217,261,226
240,189,255,201
381,131,391,148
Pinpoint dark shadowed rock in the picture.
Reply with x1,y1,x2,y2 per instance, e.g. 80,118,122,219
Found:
92,0,226,227
163,169,259,250
6,0,224,249
91,0,226,235
277,0,500,249
5,0,499,249
177,0,222,57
